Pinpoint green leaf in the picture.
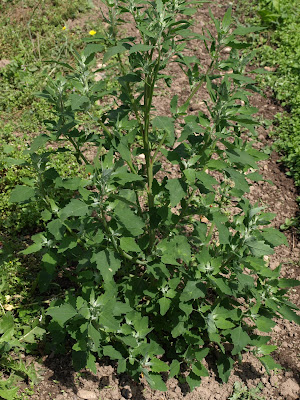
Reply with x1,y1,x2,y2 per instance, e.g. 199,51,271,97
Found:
225,168,249,193
256,316,276,333
214,220,230,244
20,326,45,344
158,297,171,316
117,358,127,374
217,355,234,382
246,238,274,257
278,278,300,289
119,237,141,253
209,276,232,296
92,250,121,283
170,95,178,114
84,43,105,57
186,371,202,391
165,179,186,207
103,345,123,360
59,199,89,220
69,94,90,111
47,219,64,240
149,358,169,373
103,43,128,63
30,134,50,152
88,323,101,348
237,273,255,290
9,185,35,203
0,385,19,400
215,317,235,329
180,281,206,302
115,205,145,237
21,242,43,255
231,326,250,355
144,371,167,391
158,236,191,265
0,312,14,335
46,303,77,326
195,348,210,362
196,171,218,191
99,309,120,331
232,26,264,36
87,352,97,374
192,362,209,377
260,228,288,247
152,116,175,145
278,305,300,325
72,351,88,371
58,236,77,253
222,6,232,31
171,321,185,338
257,344,277,356
258,355,282,373
129,44,153,54
169,359,180,378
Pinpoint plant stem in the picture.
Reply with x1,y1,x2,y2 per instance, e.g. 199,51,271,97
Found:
143,54,161,252
182,61,214,108
67,135,89,164
151,131,168,164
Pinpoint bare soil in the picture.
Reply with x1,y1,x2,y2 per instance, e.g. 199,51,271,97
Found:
12,1,300,399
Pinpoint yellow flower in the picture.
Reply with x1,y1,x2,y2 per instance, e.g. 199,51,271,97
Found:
62,26,66,30
89,30,97,36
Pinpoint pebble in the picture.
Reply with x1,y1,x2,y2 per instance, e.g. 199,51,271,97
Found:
77,389,98,400
264,66,276,72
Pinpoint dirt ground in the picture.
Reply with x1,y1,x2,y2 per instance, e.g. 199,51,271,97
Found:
10,1,300,399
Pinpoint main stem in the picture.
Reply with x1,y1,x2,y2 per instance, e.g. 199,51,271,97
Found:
143,55,161,252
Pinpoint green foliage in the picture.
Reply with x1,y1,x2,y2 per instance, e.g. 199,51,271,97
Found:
252,0,300,191
0,310,45,400
9,0,300,393
229,381,265,400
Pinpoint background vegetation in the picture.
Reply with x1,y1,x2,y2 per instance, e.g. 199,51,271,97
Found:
246,0,300,192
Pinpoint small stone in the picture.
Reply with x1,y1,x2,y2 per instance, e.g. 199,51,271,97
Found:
223,46,231,53
261,377,268,384
279,378,300,399
264,66,276,72
77,389,98,400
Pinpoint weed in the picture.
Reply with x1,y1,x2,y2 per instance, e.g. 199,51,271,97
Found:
229,381,265,400
9,0,299,393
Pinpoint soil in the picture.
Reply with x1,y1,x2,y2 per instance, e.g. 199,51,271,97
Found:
9,1,300,399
